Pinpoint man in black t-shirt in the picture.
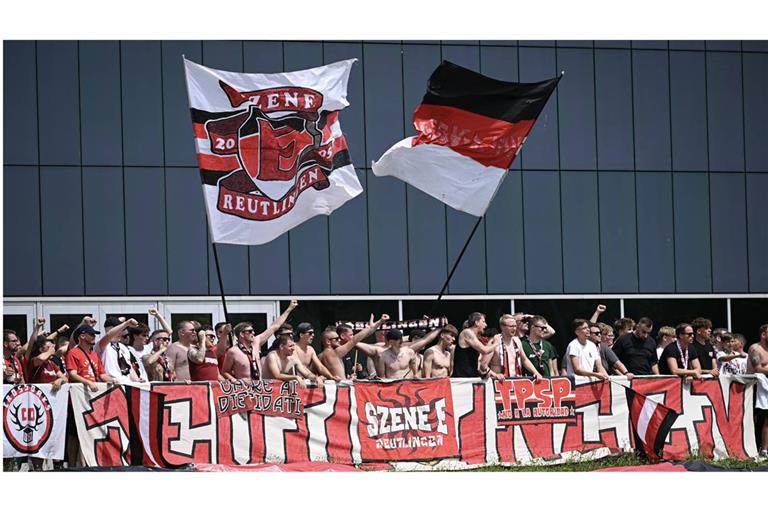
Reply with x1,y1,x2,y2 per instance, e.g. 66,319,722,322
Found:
691,317,719,377
658,323,702,379
612,317,659,375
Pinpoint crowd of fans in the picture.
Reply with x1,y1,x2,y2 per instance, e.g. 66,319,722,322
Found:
3,301,768,468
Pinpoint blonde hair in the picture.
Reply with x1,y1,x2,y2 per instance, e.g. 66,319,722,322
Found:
657,326,675,339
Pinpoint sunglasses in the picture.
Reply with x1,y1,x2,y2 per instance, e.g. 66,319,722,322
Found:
242,329,255,334
205,334,215,339
154,336,171,342
327,336,340,340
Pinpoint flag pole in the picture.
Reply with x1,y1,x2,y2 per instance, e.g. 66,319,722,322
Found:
429,215,484,316
211,243,231,324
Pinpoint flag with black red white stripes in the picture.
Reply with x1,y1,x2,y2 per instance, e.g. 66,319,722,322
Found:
373,61,560,216
626,386,679,462
183,58,362,245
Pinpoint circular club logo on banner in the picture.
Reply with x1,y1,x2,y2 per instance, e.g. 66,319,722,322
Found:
3,385,54,454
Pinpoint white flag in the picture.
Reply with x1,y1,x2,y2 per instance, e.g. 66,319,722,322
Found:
184,58,363,245
3,384,69,459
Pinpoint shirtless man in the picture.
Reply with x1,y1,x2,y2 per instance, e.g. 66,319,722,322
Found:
262,334,324,388
221,300,298,381
319,314,389,380
748,324,768,459
358,324,442,378
452,312,500,378
165,320,198,381
373,329,420,379
422,325,458,378
294,322,338,381
486,314,543,381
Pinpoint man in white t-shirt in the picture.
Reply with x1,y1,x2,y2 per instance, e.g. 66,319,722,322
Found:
565,318,608,380
95,317,143,384
127,323,153,382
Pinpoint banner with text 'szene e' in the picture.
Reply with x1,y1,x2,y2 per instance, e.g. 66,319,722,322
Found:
183,58,363,245
3,384,69,459
66,377,758,469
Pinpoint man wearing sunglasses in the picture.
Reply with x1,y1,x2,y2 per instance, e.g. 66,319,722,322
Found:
658,323,702,379
143,330,174,381
189,326,224,382
294,322,339,381
319,314,390,380
221,300,299,382
95,316,142,384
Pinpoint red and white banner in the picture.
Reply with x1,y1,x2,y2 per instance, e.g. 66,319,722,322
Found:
3,384,69,459
354,379,458,461
184,58,363,245
211,379,303,419
65,376,758,469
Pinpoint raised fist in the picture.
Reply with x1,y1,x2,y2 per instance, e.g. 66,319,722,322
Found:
380,314,390,322
289,299,299,309
36,317,46,327
127,318,139,327
222,323,232,334
596,304,607,313
118,316,126,323
148,308,159,316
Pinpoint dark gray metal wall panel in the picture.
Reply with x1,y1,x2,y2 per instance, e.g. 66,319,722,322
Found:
364,43,404,167
670,51,708,171
598,172,638,292
742,41,768,52
367,172,409,294
325,42,365,168
522,171,563,293
402,43,447,294
284,42,330,294
37,42,80,166
328,169,369,294
440,46,487,294
557,41,592,48
82,167,126,295
518,47,559,170
162,41,201,167
165,167,209,295
485,172,525,293
79,42,122,166
746,173,768,291
673,172,712,292
519,41,555,47
560,171,601,292
481,41,517,47
556,48,597,170
636,172,675,292
706,52,744,172
41,166,84,295
480,46,520,170
709,173,749,292
4,41,38,165
3,166,42,295
124,167,167,295
595,41,631,48
743,53,768,172
595,49,634,171
202,41,250,296
633,50,672,171
242,41,290,295
669,41,705,50
121,41,164,166
632,41,668,50
706,41,741,51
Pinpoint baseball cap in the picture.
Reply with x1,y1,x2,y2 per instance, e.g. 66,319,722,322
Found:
73,325,101,338
296,322,314,334
385,328,403,341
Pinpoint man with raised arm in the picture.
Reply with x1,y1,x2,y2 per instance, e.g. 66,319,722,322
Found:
66,325,117,391
294,322,338,381
165,320,198,382
262,334,324,388
221,300,299,382
95,317,143,384
188,326,225,382
143,329,174,382
487,314,543,381
451,312,500,378
319,314,390,380
521,315,559,377
422,325,458,378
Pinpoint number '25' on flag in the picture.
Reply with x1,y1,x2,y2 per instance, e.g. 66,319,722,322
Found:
372,61,561,217
183,58,363,245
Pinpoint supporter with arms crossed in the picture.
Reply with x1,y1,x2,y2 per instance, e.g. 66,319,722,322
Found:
221,300,299,381
658,324,702,381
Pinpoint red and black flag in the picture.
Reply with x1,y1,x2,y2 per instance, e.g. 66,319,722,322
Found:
626,386,679,462
373,61,560,216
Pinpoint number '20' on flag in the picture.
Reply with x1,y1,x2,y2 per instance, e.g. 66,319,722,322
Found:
372,61,561,217
183,58,363,245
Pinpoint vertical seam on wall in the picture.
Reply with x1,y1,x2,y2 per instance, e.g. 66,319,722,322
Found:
159,42,169,296
555,47,565,294
35,42,44,294
518,43,528,293
704,48,714,292
77,41,86,296
360,42,371,294
740,46,751,292
668,42,678,292
630,48,640,293
593,42,603,292
400,41,412,294
119,41,128,295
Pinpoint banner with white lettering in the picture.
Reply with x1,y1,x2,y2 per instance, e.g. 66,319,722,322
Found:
184,58,363,245
66,377,757,469
3,384,69,459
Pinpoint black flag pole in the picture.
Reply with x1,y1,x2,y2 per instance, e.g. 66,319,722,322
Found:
211,243,230,324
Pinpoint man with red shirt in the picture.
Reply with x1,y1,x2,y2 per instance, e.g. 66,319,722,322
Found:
27,336,68,389
65,325,117,391
3,330,25,385
189,326,224,382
